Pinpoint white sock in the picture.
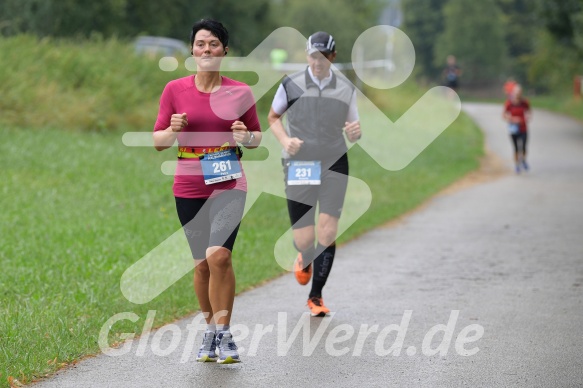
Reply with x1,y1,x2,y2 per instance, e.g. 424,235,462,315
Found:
206,324,216,333
216,324,230,333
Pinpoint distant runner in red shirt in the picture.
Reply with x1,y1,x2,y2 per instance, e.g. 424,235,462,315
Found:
503,85,532,173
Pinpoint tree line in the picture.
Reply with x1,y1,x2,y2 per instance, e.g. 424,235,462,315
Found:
402,0,583,92
2,0,581,92
0,0,382,62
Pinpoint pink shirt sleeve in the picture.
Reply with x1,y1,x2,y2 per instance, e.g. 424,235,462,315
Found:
240,88,261,132
154,83,175,131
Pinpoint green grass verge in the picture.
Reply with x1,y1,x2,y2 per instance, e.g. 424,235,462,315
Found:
0,36,483,386
529,94,583,123
458,88,583,124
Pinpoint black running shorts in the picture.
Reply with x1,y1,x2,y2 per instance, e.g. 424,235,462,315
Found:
283,154,349,229
175,189,246,258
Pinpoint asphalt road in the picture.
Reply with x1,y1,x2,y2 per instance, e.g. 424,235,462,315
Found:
35,103,583,387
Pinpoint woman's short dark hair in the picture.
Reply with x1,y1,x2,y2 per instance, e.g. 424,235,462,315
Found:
189,19,229,53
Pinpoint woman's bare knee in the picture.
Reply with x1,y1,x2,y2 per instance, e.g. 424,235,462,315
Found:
206,247,233,271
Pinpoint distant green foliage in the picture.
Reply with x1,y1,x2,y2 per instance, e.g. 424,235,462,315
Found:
402,0,583,93
526,0,583,92
433,0,508,84
0,0,275,55
536,0,583,48
494,0,538,84
0,35,173,131
0,35,259,132
401,0,444,80
526,30,583,94
0,0,383,59
267,0,384,64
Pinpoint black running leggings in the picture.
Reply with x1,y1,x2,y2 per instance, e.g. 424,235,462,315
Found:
175,190,246,259
511,132,528,155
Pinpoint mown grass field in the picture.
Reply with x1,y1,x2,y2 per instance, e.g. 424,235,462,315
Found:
530,94,583,123
459,87,583,124
0,35,483,386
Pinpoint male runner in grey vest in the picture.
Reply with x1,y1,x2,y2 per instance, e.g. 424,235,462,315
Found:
268,31,361,316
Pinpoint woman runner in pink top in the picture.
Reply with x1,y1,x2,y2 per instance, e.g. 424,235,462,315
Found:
153,19,262,364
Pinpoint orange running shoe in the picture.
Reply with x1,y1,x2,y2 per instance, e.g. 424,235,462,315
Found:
293,253,312,285
307,296,330,317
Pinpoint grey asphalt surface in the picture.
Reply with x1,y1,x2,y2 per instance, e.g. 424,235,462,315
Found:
35,103,583,387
